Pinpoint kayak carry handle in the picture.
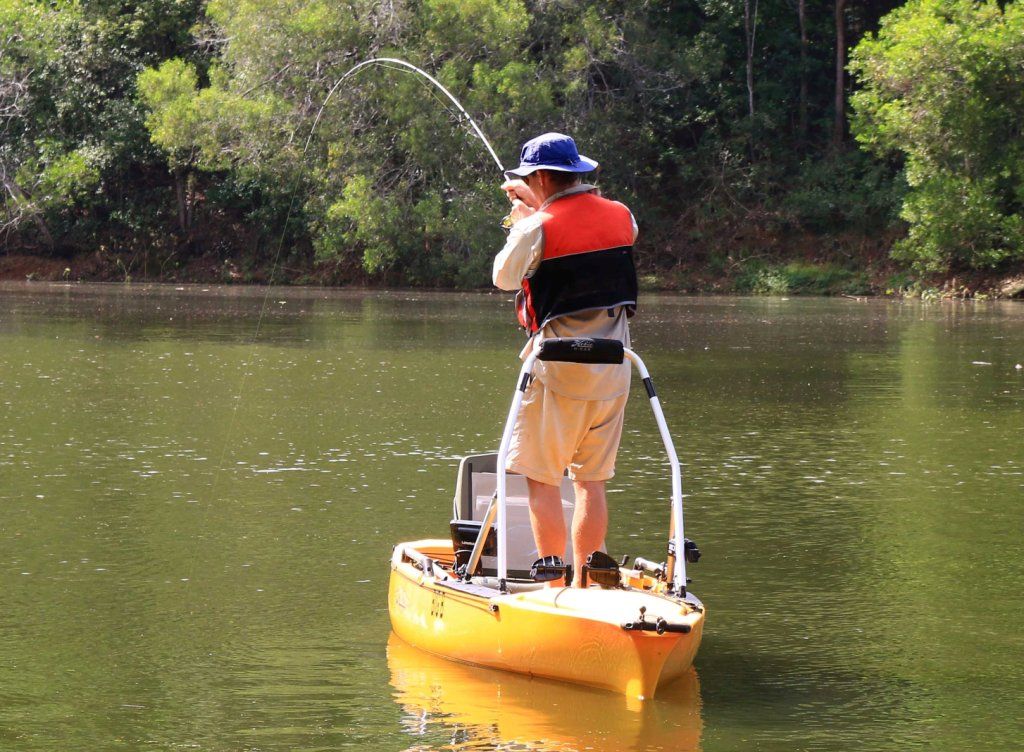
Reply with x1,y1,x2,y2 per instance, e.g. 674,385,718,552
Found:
537,338,624,364
622,618,692,635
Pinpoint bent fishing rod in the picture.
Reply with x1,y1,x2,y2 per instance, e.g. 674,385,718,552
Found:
306,57,505,172
307,57,522,227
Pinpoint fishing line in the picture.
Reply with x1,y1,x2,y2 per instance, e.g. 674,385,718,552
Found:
184,57,506,601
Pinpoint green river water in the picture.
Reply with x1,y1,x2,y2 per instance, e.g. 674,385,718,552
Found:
1,282,1021,751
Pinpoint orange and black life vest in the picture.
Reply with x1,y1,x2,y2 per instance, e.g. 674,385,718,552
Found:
517,192,638,334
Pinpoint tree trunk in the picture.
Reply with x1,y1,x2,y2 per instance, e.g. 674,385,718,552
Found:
833,0,847,145
185,171,195,234
174,168,188,233
745,0,758,120
799,0,808,140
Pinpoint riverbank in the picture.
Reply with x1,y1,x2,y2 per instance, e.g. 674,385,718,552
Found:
3,249,1023,300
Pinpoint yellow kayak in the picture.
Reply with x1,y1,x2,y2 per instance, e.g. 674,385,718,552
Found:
388,538,704,699
387,339,706,700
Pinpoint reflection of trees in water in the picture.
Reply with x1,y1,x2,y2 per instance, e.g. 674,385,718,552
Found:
843,308,1024,738
0,284,522,349
5,287,1022,750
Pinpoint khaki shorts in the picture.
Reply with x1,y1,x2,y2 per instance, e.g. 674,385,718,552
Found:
506,378,628,487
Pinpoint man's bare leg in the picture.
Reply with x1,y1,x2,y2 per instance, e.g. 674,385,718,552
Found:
526,478,566,586
571,480,608,587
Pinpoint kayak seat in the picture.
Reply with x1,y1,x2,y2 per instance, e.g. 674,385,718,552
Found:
451,453,602,578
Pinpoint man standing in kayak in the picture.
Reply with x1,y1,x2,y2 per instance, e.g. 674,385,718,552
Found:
492,132,639,587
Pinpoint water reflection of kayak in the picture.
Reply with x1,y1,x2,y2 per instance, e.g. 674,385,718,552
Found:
387,632,703,752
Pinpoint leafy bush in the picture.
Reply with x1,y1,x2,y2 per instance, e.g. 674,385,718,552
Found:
782,150,904,234
850,0,1024,271
735,260,871,295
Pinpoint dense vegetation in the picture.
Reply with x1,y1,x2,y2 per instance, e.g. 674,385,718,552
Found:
2,0,1022,292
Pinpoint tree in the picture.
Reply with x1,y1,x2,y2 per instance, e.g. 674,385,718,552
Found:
745,0,758,119
798,0,809,139
834,0,847,144
1,0,205,254
850,0,1024,270
1,0,916,280
0,0,71,248
137,0,719,284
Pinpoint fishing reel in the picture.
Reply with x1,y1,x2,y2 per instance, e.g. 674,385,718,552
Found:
633,538,701,582
669,537,702,564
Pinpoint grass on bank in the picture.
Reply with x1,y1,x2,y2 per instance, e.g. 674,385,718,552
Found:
656,258,878,297
732,261,873,296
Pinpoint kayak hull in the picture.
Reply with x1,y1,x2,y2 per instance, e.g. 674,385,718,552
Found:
388,539,705,699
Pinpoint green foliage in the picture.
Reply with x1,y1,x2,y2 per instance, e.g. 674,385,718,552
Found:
141,0,543,281
29,147,102,211
319,174,403,273
850,0,1024,271
138,59,288,173
137,59,201,167
782,150,904,234
735,261,872,296
7,0,1018,288
894,175,1024,270
1,0,207,251
735,262,792,295
422,0,530,55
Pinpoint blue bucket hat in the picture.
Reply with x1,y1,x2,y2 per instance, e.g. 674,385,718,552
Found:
504,132,599,179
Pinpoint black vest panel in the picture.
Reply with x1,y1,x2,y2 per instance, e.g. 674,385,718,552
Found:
522,246,638,332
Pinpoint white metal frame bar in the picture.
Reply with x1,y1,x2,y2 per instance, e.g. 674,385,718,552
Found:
491,346,687,593
494,353,539,586
623,348,687,592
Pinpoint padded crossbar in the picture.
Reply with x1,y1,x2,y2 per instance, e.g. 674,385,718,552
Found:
537,337,624,364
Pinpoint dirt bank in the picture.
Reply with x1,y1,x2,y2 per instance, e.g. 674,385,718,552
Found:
3,249,1023,299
